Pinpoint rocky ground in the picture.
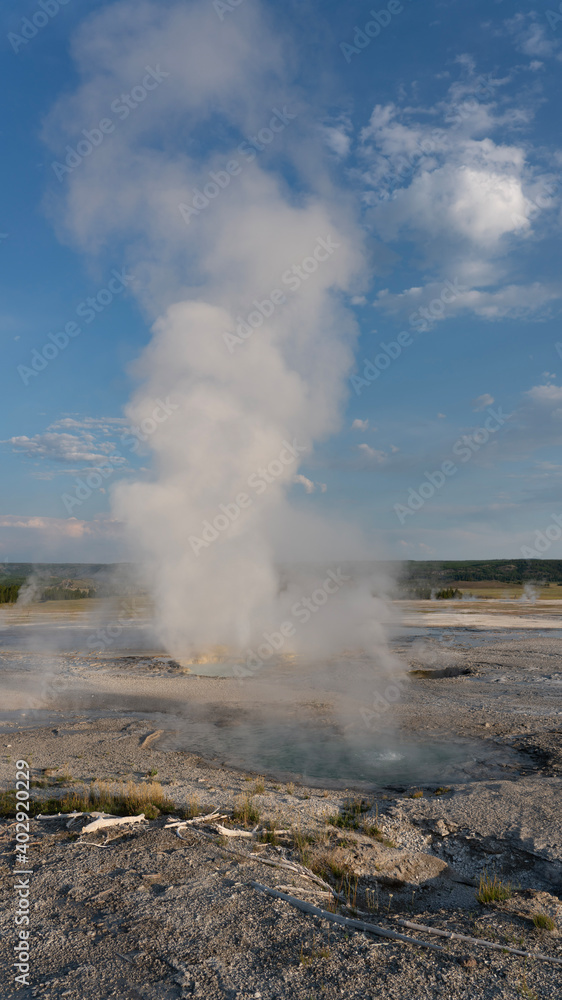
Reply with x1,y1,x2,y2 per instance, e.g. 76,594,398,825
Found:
0,618,561,998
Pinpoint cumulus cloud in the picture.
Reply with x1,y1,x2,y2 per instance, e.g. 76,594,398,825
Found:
0,515,124,562
293,474,326,494
351,418,369,430
320,120,352,159
50,416,128,434
3,432,117,465
472,393,495,411
357,443,386,464
358,74,562,318
505,14,559,60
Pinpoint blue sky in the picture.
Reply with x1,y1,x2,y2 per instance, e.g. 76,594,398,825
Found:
1,0,562,563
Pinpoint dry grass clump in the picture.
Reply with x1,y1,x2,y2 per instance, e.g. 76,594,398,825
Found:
476,871,512,904
361,821,396,848
532,913,556,931
326,799,395,847
232,795,260,827
326,796,371,831
0,780,176,820
312,848,352,882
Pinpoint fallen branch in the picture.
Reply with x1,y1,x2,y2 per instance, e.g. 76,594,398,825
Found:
38,811,115,823
251,883,444,953
395,919,562,965
165,810,227,828
173,823,348,905
81,814,146,835
274,884,333,899
215,824,253,838
38,812,90,820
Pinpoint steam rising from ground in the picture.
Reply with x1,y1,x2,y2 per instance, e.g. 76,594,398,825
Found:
44,0,395,665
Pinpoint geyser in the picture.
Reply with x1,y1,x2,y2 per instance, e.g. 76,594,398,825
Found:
44,0,397,675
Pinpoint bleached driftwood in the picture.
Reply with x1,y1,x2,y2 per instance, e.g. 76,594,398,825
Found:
39,811,92,820
396,918,562,965
165,810,227,828
38,811,117,828
173,822,349,904
215,824,254,838
251,882,444,952
273,884,332,899
81,813,146,834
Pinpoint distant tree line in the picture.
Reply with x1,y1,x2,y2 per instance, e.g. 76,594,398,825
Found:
0,582,23,603
401,559,562,585
0,581,97,603
40,587,96,601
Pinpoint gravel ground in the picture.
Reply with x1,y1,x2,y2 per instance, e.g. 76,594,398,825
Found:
0,615,561,998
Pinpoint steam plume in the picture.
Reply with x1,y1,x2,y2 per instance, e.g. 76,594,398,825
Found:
44,0,392,661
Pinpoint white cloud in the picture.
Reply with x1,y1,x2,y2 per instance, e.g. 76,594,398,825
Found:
351,418,369,431
376,280,559,326
2,417,130,469
506,14,559,60
320,121,351,159
358,80,562,316
50,416,128,434
525,383,562,405
4,433,115,465
0,514,125,562
293,474,327,494
294,474,316,494
357,443,386,463
472,393,495,411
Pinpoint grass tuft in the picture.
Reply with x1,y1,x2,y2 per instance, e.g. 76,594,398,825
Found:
0,780,176,819
327,797,371,831
476,872,512,904
232,795,260,827
532,913,556,931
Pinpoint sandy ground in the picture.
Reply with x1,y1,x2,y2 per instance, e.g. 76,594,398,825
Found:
0,601,561,998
